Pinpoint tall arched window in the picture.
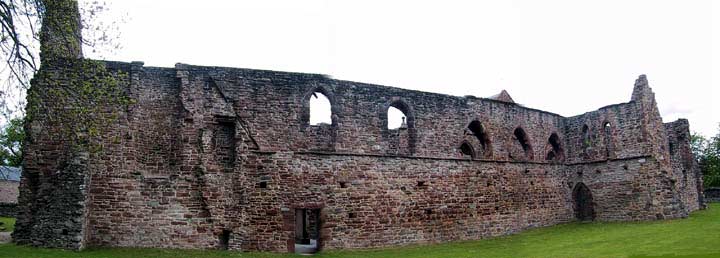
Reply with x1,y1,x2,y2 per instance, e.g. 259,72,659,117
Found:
546,133,564,161
580,124,591,159
468,120,492,158
384,99,416,155
309,91,332,125
603,121,612,158
513,127,533,160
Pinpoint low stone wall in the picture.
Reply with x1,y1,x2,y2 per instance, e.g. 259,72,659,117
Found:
0,181,19,204
0,203,17,217
705,188,720,202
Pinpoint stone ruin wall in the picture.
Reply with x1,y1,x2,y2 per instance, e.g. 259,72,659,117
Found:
665,119,704,211
0,179,18,217
13,59,703,252
0,181,18,204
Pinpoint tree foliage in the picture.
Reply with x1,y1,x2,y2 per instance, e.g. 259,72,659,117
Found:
0,116,22,166
692,125,720,188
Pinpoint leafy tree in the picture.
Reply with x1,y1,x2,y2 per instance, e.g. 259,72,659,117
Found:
701,127,720,187
0,116,23,166
693,126,720,188
691,133,707,162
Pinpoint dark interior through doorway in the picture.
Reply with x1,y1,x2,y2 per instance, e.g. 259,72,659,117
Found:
573,182,595,221
295,208,321,254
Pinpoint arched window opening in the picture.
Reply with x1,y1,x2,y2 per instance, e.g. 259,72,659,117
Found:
603,122,612,158
546,133,564,161
385,100,415,155
309,92,332,125
468,121,491,153
513,127,533,159
581,124,590,148
387,106,407,130
459,142,475,159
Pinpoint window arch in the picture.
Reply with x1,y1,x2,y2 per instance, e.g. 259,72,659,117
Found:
580,124,591,159
302,86,336,126
513,127,534,160
581,124,590,148
387,106,406,129
467,120,492,158
545,133,564,161
602,121,613,158
309,91,332,125
459,141,475,159
385,99,414,130
383,99,416,155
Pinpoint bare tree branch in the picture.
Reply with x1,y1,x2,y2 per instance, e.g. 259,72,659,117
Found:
0,0,123,121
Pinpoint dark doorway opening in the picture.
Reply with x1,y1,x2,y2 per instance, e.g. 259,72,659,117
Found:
573,183,595,221
295,208,321,254
219,229,231,250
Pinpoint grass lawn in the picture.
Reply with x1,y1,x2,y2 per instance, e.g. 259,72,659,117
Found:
0,217,14,232
0,204,718,258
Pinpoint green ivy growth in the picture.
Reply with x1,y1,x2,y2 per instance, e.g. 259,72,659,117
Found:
25,58,132,153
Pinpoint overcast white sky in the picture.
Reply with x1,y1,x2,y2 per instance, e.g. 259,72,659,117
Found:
88,0,719,137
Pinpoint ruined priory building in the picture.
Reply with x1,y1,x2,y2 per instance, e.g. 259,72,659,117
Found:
13,0,704,253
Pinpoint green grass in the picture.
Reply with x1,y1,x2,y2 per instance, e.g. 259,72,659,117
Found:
1,204,719,258
0,217,14,232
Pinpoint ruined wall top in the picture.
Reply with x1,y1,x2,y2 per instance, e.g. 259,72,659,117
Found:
92,60,672,165
15,57,700,251
631,74,651,102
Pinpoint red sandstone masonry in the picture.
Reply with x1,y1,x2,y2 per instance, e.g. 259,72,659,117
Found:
0,181,18,204
14,61,703,252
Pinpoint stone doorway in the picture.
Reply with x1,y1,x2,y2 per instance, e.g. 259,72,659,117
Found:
294,208,321,254
573,183,595,221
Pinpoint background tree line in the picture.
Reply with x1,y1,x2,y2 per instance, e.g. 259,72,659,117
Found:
692,125,720,188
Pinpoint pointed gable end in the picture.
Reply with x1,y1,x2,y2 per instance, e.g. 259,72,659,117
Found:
490,90,515,103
